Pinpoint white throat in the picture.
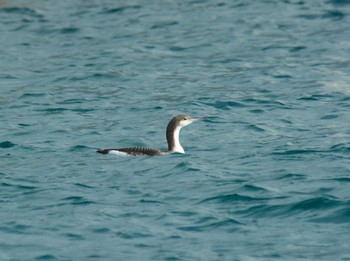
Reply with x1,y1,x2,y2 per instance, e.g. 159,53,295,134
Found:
171,125,185,153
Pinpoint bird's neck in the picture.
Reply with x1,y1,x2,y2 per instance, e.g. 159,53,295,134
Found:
166,123,185,154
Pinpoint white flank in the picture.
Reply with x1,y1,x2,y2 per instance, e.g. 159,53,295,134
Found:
108,150,132,157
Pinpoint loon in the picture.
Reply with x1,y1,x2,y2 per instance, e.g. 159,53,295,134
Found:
96,114,199,156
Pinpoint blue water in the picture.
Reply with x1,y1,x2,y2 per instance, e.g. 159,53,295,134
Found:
1,0,350,260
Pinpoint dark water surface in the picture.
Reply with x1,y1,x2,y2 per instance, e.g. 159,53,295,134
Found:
1,0,350,260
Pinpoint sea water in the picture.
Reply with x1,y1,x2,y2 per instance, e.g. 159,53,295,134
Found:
1,0,350,260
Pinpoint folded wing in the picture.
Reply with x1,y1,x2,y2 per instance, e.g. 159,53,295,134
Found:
96,147,162,156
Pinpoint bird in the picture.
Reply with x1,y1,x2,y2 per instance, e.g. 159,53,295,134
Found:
96,114,199,156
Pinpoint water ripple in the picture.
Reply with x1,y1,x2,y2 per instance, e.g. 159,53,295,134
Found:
0,7,44,18
102,5,142,14
60,196,95,205
238,196,345,220
0,141,15,148
177,218,243,232
199,193,270,204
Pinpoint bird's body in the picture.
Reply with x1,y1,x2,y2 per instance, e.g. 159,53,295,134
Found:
96,114,198,156
97,147,163,156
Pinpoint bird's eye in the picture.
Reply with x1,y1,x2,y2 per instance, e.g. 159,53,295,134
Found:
184,117,187,120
